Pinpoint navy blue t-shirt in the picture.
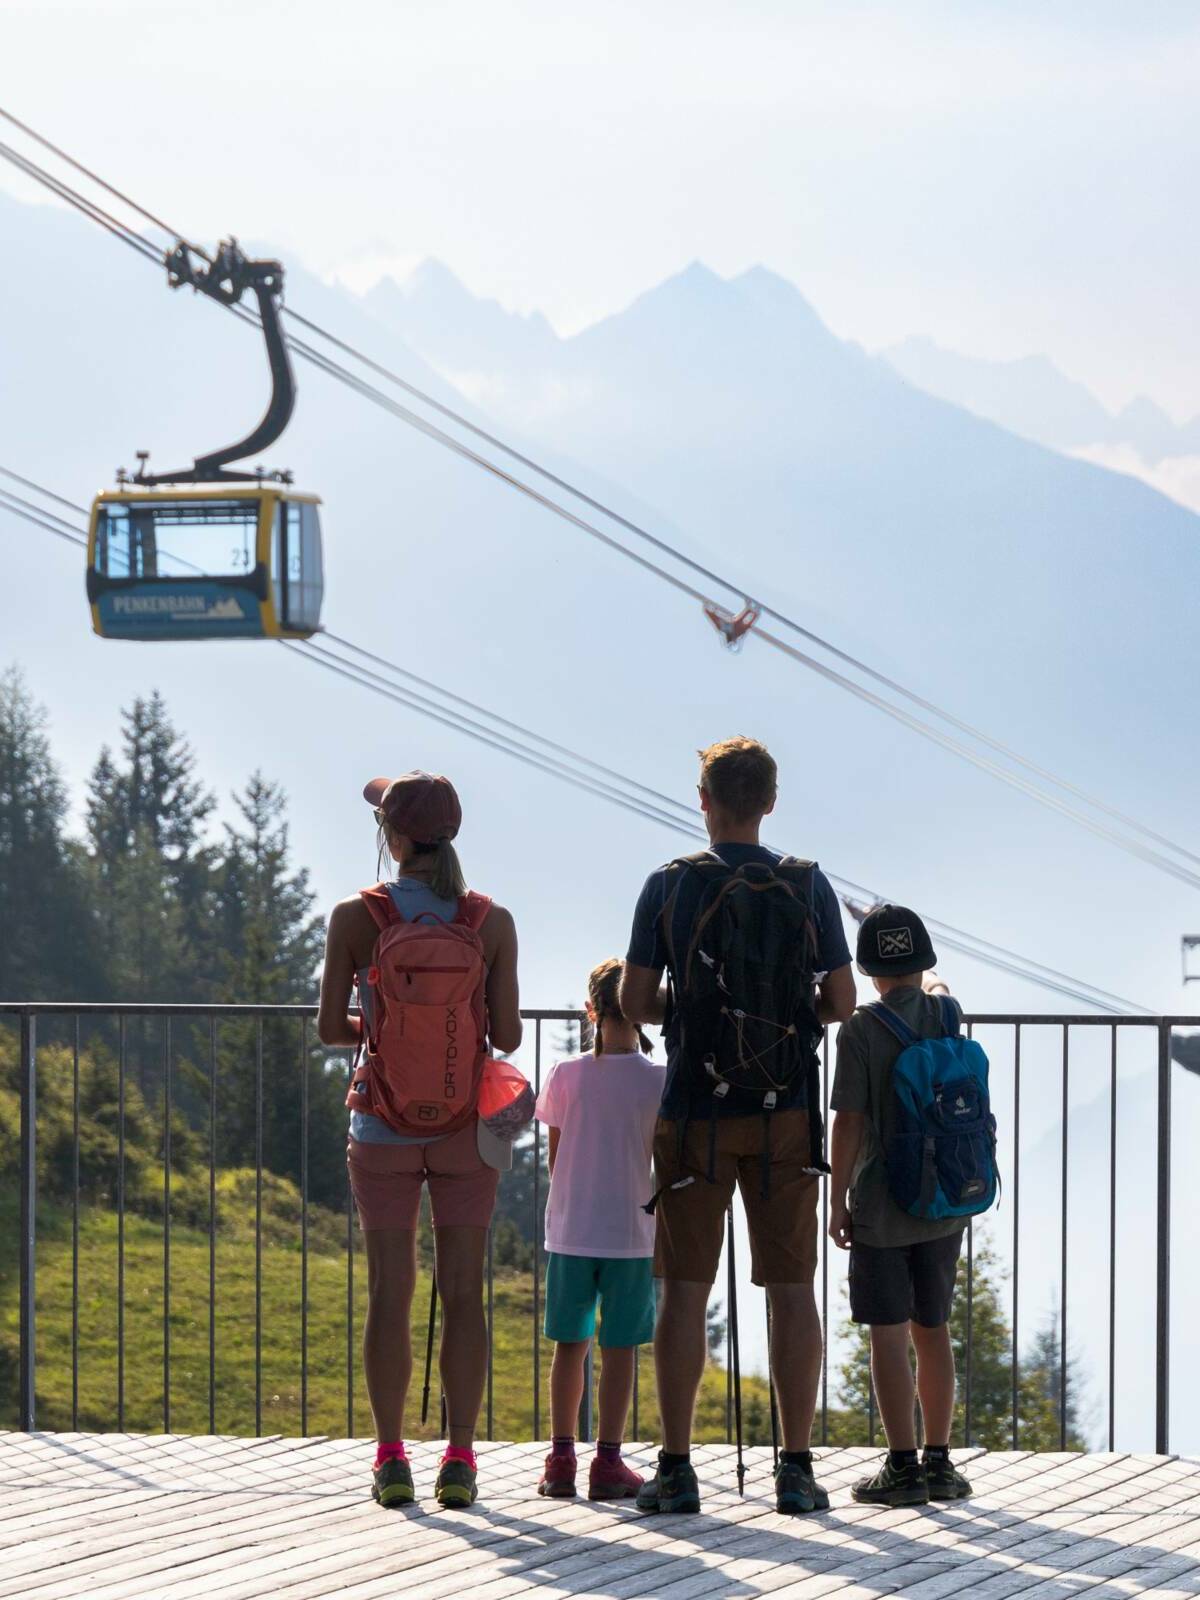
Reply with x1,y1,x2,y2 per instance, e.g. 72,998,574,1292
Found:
626,844,852,1121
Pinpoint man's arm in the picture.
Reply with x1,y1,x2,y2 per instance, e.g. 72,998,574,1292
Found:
816,962,856,1024
828,1111,864,1249
620,962,668,1026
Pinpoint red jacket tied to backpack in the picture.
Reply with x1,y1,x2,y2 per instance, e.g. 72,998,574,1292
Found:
345,882,492,1137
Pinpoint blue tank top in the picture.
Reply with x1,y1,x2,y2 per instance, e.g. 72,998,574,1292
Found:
348,876,460,1146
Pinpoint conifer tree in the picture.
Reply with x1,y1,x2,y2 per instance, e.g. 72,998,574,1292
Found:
0,667,102,997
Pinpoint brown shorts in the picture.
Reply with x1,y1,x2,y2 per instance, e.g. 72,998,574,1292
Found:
652,1110,820,1286
347,1123,499,1231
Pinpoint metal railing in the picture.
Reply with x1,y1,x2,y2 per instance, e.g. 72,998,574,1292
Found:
3,1003,1193,1451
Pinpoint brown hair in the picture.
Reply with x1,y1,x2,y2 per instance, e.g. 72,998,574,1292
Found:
588,958,653,1058
697,736,777,821
376,818,468,901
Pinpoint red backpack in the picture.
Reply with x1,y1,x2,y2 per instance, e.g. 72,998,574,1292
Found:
345,882,492,1137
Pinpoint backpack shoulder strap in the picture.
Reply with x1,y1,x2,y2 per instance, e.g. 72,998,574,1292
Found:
865,1001,921,1050
937,994,962,1038
455,891,493,933
360,882,401,932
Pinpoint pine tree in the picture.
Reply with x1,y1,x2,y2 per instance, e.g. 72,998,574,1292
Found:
211,773,336,1203
83,694,217,1002
0,667,103,998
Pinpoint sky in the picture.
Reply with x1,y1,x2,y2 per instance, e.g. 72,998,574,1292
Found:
3,0,1200,415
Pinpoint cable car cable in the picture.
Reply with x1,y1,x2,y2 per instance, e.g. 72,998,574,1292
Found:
0,483,1149,1012
0,118,1195,882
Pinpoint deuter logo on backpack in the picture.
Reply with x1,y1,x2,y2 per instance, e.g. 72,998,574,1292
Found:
867,995,999,1221
344,883,492,1137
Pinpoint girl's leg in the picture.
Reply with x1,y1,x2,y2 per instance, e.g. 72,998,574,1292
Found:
433,1226,489,1450
362,1228,418,1440
597,1345,636,1443
550,1341,590,1439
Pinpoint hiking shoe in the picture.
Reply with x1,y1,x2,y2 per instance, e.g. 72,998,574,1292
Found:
774,1457,831,1514
588,1454,644,1501
851,1456,929,1507
636,1456,700,1514
538,1450,578,1498
435,1455,478,1509
371,1455,415,1507
923,1452,972,1500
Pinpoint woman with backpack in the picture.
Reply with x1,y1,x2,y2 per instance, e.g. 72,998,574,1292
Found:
317,772,521,1510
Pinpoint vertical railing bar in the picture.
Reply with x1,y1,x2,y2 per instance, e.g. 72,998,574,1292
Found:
964,1219,974,1447
255,1017,263,1436
163,1017,172,1433
632,1339,639,1442
18,1012,36,1432
867,1380,875,1447
346,1049,355,1440
118,1012,126,1432
964,1019,974,1448
533,1017,542,1441
1108,1024,1117,1452
486,1223,494,1442
1155,1022,1171,1455
300,1018,309,1438
1068,1024,1075,1452
579,1343,594,1443
71,1013,80,1432
820,1027,829,1446
208,1018,216,1435
1011,1024,1021,1450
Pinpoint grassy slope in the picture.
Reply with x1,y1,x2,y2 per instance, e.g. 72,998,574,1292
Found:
0,1192,769,1442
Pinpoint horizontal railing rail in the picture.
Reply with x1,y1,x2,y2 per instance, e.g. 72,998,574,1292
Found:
3,1003,1194,1451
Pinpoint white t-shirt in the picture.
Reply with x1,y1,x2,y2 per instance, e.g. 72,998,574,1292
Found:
536,1052,664,1258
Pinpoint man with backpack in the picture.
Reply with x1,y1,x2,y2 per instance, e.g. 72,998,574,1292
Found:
829,903,997,1506
620,736,855,1515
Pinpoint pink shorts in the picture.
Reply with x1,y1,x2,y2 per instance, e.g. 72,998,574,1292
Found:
347,1122,499,1231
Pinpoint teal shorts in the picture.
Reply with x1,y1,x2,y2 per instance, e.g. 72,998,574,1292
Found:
543,1253,656,1348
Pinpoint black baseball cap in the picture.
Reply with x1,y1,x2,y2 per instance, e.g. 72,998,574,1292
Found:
856,903,937,977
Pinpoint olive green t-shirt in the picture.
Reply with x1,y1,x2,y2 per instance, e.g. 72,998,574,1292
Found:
831,985,967,1249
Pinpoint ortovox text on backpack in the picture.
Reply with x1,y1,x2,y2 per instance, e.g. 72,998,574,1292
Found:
866,996,999,1220
345,883,492,1137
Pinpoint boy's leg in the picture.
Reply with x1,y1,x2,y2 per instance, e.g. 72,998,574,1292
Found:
848,1240,929,1506
910,1320,955,1445
870,1323,917,1449
910,1230,971,1500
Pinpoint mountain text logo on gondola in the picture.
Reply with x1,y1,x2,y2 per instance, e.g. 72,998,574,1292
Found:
111,594,247,618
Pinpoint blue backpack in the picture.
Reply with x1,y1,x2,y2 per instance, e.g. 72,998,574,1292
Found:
867,997,998,1221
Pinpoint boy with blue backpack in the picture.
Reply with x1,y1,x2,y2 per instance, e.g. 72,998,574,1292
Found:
829,904,997,1507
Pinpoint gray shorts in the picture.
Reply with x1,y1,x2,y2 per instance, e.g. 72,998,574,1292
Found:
848,1229,965,1327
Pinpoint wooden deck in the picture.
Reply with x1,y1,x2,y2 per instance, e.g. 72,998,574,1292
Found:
1,1434,1198,1600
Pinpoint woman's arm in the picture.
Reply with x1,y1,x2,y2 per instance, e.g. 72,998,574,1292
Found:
484,904,522,1054
317,901,363,1047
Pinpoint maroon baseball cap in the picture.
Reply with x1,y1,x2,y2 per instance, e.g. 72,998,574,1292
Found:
363,772,462,844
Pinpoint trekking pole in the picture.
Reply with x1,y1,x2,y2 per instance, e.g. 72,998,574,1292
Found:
421,1273,438,1426
766,1298,780,1470
727,1205,745,1497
